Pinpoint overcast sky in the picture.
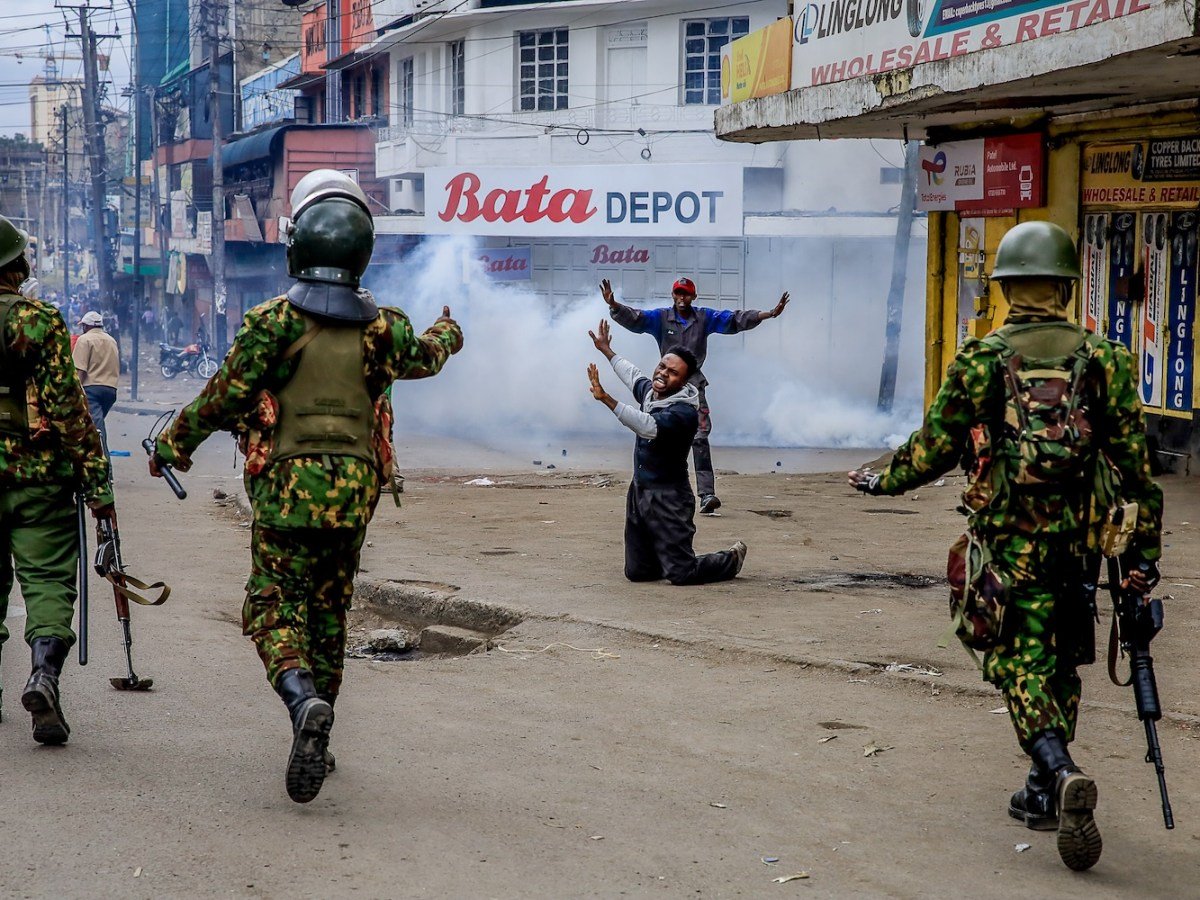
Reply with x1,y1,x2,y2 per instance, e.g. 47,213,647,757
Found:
0,1,133,138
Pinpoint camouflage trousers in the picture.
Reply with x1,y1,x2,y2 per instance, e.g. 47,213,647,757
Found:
980,534,1094,751
243,524,366,697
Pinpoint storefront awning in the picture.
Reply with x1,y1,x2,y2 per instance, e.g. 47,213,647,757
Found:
223,126,290,170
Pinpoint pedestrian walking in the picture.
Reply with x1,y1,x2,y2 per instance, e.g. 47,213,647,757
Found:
0,215,115,743
148,170,463,804
848,221,1163,871
73,310,120,459
604,277,789,514
588,319,746,585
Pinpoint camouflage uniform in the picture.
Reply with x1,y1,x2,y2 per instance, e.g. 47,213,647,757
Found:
156,296,462,694
1,291,114,649
1,287,113,739
873,314,1162,749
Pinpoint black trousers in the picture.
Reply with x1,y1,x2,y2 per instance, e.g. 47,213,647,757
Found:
624,480,738,586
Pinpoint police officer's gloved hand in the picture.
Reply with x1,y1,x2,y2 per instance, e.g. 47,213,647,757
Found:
1122,554,1161,595
853,473,884,496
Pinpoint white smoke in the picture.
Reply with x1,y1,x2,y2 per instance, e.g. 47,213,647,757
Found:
372,235,920,450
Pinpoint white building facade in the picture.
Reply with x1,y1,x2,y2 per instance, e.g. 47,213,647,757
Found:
365,0,929,404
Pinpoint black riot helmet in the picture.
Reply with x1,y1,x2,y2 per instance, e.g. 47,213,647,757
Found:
286,170,375,287
284,169,378,322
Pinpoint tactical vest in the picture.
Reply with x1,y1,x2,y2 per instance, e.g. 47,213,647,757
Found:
269,317,375,464
0,293,28,438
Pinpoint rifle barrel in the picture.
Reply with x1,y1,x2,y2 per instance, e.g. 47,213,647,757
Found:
1145,719,1175,829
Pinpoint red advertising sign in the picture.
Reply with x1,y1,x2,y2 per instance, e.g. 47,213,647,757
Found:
347,0,375,53
918,132,1045,216
301,4,327,75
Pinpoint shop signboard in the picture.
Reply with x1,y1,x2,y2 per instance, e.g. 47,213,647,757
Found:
791,0,1157,88
1164,212,1197,415
917,133,1044,215
1139,211,1169,408
1106,212,1136,348
470,246,533,282
1081,138,1200,208
1080,212,1108,334
955,218,984,345
300,4,327,75
426,166,743,238
721,17,793,104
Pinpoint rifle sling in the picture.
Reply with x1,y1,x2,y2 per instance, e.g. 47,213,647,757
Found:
1107,613,1130,688
103,569,170,606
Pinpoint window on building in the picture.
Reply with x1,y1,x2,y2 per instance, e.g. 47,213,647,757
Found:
371,67,383,119
682,18,749,105
517,29,568,112
352,74,366,119
449,39,465,117
401,57,414,127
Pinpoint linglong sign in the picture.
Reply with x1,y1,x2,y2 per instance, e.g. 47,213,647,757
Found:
792,0,1158,88
425,166,743,237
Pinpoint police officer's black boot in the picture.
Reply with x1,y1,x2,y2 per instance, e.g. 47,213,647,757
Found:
21,637,70,745
318,693,337,773
1029,730,1102,871
274,669,334,803
1008,760,1057,830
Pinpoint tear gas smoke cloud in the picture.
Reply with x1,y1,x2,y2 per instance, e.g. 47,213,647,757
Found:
371,236,921,451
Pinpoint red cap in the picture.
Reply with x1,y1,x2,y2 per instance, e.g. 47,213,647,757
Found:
672,277,696,297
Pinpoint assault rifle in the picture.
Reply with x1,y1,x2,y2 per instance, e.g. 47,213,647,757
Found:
94,513,170,690
1106,553,1174,829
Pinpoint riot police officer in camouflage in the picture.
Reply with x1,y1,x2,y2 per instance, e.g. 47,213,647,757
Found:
0,215,115,744
150,170,463,803
849,221,1163,871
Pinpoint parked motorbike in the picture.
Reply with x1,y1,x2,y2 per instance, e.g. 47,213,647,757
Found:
158,341,197,379
158,328,218,379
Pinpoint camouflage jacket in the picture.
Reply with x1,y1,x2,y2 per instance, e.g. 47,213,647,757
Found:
156,296,463,530
0,293,114,506
878,316,1162,561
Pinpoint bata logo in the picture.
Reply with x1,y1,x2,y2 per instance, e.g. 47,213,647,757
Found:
437,172,727,227
439,173,595,225
591,244,649,264
479,252,528,273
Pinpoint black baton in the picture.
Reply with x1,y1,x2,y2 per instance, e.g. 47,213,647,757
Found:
77,496,88,666
142,438,187,499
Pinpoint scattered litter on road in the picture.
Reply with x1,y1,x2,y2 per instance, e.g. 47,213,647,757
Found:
761,857,780,865
589,835,604,841
1015,843,1031,853
546,464,557,469
884,663,943,677
989,707,1008,714
495,642,619,661
934,479,946,486
709,802,727,809
1171,583,1195,588
863,742,894,757
133,867,143,878
772,873,810,883
848,678,868,684
532,459,542,465
858,609,883,616
464,477,495,486
541,520,556,524
818,735,837,744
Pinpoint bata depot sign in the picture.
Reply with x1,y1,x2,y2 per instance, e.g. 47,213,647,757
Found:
917,133,1045,215
426,166,743,238
792,0,1158,88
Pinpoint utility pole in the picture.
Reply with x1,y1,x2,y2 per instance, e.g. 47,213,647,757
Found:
61,104,70,305
877,140,920,413
208,0,228,355
76,6,115,315
130,14,143,400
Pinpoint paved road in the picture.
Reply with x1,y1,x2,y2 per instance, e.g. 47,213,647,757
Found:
1,409,1195,898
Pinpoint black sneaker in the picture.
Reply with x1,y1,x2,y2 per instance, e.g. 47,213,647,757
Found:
730,540,748,575
699,495,722,515
1056,769,1102,871
285,697,334,803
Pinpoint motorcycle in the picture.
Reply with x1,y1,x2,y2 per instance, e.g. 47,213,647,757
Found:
158,327,218,379
158,340,198,379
